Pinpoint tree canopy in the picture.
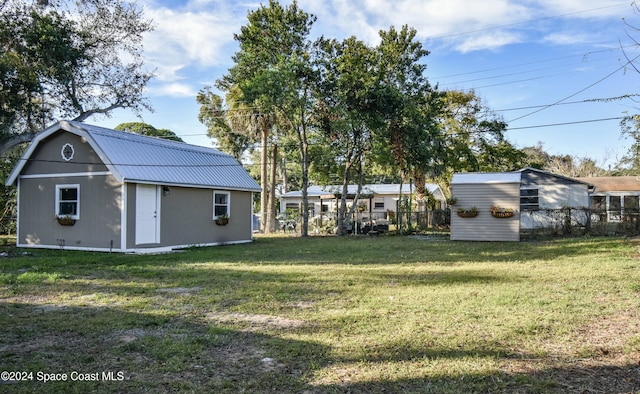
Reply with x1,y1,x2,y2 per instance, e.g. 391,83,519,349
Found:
0,0,153,153
204,0,627,235
114,122,183,142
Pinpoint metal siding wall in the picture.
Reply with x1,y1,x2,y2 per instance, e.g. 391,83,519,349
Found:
450,182,520,241
527,184,590,211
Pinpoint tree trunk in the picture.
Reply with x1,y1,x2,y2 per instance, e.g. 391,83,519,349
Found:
298,117,310,237
267,143,278,233
280,158,288,193
260,122,269,233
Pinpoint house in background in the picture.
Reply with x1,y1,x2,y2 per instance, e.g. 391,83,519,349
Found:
5,120,261,252
278,183,446,218
577,176,640,220
451,168,593,242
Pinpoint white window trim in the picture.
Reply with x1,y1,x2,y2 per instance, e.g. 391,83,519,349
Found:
55,184,80,220
213,190,230,219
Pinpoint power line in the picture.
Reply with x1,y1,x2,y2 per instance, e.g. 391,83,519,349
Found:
507,116,625,130
496,94,640,112
432,46,631,81
506,53,640,123
426,1,632,41
437,58,621,89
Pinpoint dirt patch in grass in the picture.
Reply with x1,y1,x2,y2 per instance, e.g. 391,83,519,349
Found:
156,287,203,295
501,309,640,392
206,311,308,332
578,309,639,352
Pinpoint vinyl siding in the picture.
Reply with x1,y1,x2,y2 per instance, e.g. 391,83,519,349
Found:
21,131,108,175
450,182,520,242
126,185,254,249
17,175,122,249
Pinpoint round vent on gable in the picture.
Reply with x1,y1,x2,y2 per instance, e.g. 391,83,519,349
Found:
61,143,75,161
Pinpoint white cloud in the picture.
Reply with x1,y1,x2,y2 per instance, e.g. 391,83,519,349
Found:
140,1,242,82
543,32,592,45
144,7,237,67
147,82,197,98
454,31,523,53
296,0,628,52
297,0,533,51
535,0,633,18
136,0,246,97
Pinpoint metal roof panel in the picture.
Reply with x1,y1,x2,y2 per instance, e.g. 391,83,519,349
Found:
451,172,521,184
67,121,260,191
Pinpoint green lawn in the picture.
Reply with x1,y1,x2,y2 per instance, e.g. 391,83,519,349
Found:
1,235,639,393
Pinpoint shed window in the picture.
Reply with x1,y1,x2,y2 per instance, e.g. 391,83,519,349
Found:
56,184,79,219
374,198,385,209
520,188,539,210
213,191,230,218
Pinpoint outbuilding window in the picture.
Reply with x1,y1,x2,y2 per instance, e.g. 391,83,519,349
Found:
520,188,539,210
213,191,230,219
56,184,80,219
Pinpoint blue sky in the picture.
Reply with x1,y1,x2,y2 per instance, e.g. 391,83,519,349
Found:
100,0,640,168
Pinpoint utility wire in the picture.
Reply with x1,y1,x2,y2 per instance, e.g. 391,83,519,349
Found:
432,46,633,80
507,53,640,123
426,1,632,41
507,116,625,130
496,94,640,112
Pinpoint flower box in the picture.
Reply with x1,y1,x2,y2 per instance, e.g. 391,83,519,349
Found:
57,217,76,226
491,211,514,218
215,216,229,226
490,206,515,218
456,207,479,218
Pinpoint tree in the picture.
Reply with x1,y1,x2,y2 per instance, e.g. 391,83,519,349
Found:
370,25,441,230
114,122,183,142
218,0,316,236
196,86,259,160
313,36,379,235
0,0,153,154
521,142,607,177
437,90,525,182
197,84,276,232
617,114,640,174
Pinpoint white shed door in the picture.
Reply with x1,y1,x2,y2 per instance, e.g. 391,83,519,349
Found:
136,184,160,244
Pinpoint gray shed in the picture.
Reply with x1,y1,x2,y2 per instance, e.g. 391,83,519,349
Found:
450,172,521,242
6,120,261,252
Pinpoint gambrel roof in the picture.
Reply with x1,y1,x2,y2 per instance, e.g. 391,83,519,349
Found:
6,120,261,192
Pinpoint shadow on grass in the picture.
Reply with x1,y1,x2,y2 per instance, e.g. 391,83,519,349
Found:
308,362,640,394
1,302,638,393
0,302,329,393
